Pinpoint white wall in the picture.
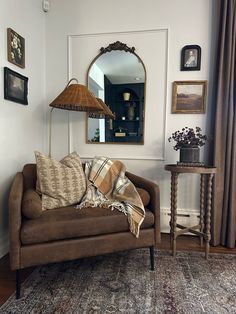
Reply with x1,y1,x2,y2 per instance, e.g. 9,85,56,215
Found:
45,0,213,230
0,1,46,257
0,0,215,258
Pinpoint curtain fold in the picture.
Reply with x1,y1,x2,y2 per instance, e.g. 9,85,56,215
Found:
212,0,236,248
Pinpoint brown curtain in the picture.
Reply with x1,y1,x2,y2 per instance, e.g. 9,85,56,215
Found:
212,0,236,248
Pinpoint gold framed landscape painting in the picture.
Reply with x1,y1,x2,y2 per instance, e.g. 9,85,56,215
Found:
172,80,207,113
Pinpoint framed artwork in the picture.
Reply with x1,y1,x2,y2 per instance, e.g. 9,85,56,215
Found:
172,80,207,114
4,67,28,105
181,45,201,71
7,28,25,68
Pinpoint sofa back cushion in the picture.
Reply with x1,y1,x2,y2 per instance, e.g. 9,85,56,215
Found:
21,162,150,210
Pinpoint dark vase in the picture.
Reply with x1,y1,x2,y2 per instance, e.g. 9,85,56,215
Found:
179,145,200,163
127,105,135,120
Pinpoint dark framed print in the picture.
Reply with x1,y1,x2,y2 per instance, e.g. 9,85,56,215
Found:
4,67,28,105
7,28,25,68
172,80,207,114
181,45,201,71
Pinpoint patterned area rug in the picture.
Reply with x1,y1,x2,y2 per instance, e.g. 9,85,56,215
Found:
1,249,236,314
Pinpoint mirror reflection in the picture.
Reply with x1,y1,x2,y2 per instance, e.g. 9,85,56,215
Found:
87,42,146,144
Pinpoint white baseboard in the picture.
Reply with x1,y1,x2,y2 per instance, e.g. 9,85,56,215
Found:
160,207,200,234
0,233,9,259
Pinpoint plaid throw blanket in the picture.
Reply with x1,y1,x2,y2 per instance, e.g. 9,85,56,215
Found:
77,156,145,238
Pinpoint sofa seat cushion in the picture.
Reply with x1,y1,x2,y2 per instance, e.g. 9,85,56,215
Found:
21,206,154,245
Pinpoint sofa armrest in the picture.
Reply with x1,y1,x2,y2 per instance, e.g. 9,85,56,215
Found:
126,171,161,244
8,172,23,270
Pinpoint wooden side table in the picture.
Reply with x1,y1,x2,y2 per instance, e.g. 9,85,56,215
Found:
165,164,216,259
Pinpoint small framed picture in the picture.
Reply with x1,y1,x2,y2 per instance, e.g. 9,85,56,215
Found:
4,67,28,105
172,80,207,114
7,28,25,68
181,45,201,71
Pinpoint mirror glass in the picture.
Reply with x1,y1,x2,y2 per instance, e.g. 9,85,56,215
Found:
87,43,146,144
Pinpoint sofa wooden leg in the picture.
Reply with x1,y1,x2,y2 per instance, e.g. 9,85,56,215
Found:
16,269,21,299
149,246,155,271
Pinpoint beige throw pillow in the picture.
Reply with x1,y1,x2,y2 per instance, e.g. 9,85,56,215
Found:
35,151,86,210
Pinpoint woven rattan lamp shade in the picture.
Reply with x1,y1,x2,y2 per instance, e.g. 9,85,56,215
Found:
89,98,115,119
49,80,104,112
48,78,111,157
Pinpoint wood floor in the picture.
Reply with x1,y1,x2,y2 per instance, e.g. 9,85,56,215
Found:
0,233,235,306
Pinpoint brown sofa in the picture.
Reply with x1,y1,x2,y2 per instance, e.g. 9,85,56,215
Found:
9,163,161,298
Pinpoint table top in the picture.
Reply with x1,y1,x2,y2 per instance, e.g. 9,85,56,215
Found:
165,164,217,174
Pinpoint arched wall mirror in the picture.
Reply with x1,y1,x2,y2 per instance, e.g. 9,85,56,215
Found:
86,41,146,144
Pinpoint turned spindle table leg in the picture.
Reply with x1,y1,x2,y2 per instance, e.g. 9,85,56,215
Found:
205,173,214,259
171,172,178,257
169,175,174,246
200,174,205,246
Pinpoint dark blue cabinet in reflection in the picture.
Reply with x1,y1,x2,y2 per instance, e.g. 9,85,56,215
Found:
105,78,144,143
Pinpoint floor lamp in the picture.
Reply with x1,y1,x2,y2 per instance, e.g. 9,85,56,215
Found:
48,78,113,157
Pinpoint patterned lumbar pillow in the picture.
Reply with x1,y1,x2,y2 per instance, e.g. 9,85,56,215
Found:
22,189,42,219
136,188,150,206
35,151,86,210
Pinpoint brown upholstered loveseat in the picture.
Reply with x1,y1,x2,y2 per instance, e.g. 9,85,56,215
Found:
9,163,161,298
